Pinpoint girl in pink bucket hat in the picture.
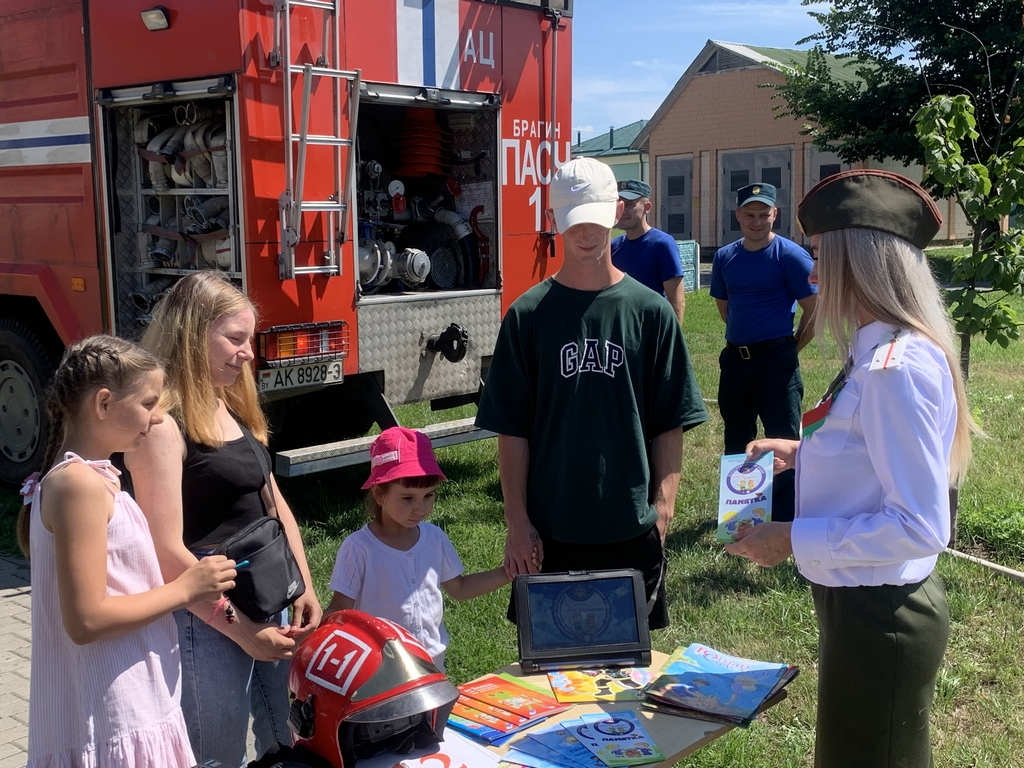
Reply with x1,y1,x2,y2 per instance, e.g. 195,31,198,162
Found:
325,427,511,671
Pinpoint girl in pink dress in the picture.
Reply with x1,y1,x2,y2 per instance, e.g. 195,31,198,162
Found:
18,335,237,768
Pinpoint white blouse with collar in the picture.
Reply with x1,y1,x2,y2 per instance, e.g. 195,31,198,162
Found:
791,321,956,588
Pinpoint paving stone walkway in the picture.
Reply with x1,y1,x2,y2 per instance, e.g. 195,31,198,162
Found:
0,555,31,768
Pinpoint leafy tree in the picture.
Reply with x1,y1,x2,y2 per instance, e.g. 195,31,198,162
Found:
915,94,1024,375
772,0,1024,376
775,0,1024,169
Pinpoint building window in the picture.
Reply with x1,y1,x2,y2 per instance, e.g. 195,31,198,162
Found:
668,214,686,234
667,176,686,197
819,163,841,180
761,167,782,189
730,170,749,192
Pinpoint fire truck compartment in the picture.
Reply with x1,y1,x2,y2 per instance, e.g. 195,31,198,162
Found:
99,82,241,339
353,85,500,297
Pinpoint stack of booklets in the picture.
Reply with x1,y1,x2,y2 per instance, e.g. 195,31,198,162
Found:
500,712,664,768
546,667,654,703
448,673,572,746
642,643,798,727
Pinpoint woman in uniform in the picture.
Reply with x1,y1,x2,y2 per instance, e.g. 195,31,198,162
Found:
725,170,976,768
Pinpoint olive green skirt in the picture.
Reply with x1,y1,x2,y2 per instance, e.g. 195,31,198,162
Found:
811,572,949,768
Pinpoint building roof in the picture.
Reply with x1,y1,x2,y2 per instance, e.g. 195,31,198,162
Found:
741,44,865,86
631,40,864,151
574,119,648,158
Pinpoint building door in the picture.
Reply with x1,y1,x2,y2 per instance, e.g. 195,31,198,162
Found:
720,148,792,245
807,145,849,188
658,156,692,241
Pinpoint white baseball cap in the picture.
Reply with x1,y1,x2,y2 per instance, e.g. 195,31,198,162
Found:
549,157,619,234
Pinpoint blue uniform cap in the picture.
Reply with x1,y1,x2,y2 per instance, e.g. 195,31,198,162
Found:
618,179,651,200
736,183,777,208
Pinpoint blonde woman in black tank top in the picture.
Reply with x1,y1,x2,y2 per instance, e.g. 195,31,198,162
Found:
122,272,321,767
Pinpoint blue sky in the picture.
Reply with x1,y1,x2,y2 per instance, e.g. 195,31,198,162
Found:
570,0,825,142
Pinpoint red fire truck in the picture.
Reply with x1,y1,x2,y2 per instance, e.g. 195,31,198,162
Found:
0,0,573,486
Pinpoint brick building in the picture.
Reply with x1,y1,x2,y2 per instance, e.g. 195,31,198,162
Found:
631,40,969,252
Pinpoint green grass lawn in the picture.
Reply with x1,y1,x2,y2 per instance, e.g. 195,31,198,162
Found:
2,287,1023,766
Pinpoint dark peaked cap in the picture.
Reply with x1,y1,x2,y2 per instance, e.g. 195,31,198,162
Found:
797,169,942,250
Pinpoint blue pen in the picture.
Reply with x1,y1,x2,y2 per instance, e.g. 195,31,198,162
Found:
235,559,250,569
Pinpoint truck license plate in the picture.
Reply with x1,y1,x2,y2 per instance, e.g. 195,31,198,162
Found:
258,361,343,393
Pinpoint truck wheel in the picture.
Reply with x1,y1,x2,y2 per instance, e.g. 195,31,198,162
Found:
0,319,56,487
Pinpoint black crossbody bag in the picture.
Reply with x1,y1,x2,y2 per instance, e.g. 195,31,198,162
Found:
214,427,306,622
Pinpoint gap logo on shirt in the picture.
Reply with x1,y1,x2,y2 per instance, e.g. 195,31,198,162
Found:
560,340,625,378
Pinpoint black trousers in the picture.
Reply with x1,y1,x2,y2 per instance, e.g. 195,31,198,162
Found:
717,337,802,522
812,573,949,768
507,526,669,630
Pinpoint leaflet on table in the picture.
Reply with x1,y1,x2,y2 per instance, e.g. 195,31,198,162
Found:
504,738,589,768
547,667,654,702
459,694,531,725
452,700,529,733
640,698,738,727
459,674,572,719
447,712,543,745
447,712,507,743
717,452,774,543
497,672,555,695
645,643,793,721
521,724,606,768
564,712,665,767
354,727,500,767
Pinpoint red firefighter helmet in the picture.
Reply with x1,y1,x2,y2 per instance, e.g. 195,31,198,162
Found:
288,610,459,768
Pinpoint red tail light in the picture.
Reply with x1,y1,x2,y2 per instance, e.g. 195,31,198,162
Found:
258,321,348,367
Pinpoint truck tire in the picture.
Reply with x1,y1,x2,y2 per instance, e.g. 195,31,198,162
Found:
0,319,56,487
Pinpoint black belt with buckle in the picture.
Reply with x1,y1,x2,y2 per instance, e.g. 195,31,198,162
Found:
726,335,795,360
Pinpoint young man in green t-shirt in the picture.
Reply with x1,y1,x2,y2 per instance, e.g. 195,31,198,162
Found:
476,157,708,629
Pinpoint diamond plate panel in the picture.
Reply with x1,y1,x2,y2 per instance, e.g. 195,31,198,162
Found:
357,295,502,404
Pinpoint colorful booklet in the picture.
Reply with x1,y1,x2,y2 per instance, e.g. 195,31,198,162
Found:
456,695,530,726
547,667,654,703
644,643,796,723
504,738,588,768
639,698,737,727
446,713,508,744
564,712,665,767
717,452,773,542
523,724,606,768
459,674,572,719
451,701,527,734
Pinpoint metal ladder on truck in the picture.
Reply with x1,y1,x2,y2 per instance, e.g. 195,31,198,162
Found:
270,0,361,279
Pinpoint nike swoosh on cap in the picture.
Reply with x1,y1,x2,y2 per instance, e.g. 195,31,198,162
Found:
570,182,591,193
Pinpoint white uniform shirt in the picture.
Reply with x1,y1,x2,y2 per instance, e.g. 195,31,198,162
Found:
791,321,955,587
329,522,463,666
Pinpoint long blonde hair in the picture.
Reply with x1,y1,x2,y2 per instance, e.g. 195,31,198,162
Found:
18,335,162,556
141,272,268,445
814,228,976,485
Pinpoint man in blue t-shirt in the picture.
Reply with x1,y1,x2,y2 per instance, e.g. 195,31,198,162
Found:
611,179,686,324
710,183,817,522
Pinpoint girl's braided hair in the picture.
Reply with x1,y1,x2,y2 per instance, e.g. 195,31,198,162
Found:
17,335,162,557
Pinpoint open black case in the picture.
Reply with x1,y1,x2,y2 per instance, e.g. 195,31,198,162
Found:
514,569,652,674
